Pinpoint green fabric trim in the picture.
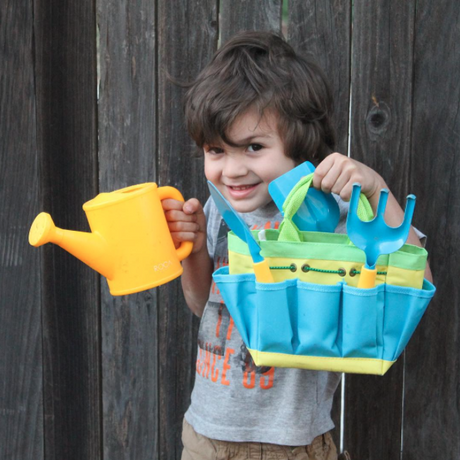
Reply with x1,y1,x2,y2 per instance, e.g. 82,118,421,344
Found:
277,174,374,242
228,231,428,271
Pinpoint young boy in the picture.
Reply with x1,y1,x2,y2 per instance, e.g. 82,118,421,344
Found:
162,31,431,460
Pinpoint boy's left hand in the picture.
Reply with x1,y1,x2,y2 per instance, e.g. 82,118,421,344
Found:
314,152,433,283
313,152,386,202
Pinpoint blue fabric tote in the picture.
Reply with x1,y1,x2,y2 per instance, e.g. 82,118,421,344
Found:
213,176,436,375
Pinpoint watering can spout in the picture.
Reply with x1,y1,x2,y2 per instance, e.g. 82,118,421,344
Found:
29,183,194,295
29,212,114,279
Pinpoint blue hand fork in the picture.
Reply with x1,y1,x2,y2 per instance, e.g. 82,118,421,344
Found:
347,183,416,288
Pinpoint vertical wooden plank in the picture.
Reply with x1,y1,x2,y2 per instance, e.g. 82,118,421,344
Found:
157,2,218,458
34,0,101,458
0,1,43,459
345,2,415,459
288,0,352,155
287,2,352,449
220,0,282,44
349,0,415,198
96,1,159,459
403,1,460,458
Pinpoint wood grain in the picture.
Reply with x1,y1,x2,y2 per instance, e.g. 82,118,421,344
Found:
288,0,352,155
35,0,101,459
287,3,352,448
2,1,459,458
0,1,44,459
220,0,282,45
349,0,415,198
96,0,159,458
157,1,218,458
403,2,460,458
34,0,101,459
345,2,415,459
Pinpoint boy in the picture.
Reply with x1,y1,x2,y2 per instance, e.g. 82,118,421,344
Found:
163,31,431,460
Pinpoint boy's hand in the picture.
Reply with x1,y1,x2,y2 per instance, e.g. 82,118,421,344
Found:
313,152,386,202
162,198,207,254
313,152,433,282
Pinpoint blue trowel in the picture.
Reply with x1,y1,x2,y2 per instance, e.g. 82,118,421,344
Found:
208,181,274,283
268,161,340,232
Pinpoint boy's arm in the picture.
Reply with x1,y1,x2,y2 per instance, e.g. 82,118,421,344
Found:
162,198,213,317
181,247,214,317
313,153,433,283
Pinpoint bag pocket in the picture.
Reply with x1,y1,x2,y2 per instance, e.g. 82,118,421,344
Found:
212,267,256,348
382,280,435,361
341,284,385,359
253,279,297,354
214,267,436,373
296,281,342,357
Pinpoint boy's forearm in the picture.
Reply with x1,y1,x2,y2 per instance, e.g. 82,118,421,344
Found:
181,247,214,317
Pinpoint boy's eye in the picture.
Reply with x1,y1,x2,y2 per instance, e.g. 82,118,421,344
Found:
247,143,263,152
206,146,224,155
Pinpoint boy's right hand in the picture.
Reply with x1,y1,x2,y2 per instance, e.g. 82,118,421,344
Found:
162,198,207,255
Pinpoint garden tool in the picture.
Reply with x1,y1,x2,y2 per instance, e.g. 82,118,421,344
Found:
207,181,274,283
29,183,193,295
268,161,340,232
347,183,416,288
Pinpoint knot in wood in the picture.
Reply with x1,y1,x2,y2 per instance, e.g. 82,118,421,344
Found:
366,102,391,135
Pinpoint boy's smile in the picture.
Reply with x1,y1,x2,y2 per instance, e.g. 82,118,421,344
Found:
204,107,296,213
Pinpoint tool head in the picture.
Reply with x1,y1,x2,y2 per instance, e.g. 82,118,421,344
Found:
347,183,416,269
207,181,263,263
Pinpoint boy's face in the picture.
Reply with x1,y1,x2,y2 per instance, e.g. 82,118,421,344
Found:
204,107,296,213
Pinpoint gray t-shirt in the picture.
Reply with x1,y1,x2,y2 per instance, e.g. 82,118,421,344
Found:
184,196,351,446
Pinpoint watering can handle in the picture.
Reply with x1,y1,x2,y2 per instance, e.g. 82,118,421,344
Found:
158,186,194,261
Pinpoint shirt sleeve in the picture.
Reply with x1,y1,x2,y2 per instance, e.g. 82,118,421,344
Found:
413,227,427,247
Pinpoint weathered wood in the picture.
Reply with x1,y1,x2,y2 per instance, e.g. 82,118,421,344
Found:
403,2,460,458
2,1,460,458
345,2,416,459
0,2,43,459
220,0,282,45
157,2,218,458
96,1,159,459
288,0,352,156
349,1,415,198
288,3,352,448
34,0,101,459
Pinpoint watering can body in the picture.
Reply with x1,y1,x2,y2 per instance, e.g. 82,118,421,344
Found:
29,183,193,296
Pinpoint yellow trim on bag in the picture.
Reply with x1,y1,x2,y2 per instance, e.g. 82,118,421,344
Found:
229,251,424,288
228,231,428,271
248,349,396,375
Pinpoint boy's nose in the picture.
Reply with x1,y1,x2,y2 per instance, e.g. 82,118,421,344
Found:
222,155,248,178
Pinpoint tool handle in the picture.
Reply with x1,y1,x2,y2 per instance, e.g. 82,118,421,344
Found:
357,266,377,288
253,260,274,283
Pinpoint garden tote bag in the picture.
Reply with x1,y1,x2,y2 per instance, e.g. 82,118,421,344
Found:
213,175,435,375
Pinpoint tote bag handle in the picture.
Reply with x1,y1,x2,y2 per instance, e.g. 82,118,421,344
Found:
278,173,374,242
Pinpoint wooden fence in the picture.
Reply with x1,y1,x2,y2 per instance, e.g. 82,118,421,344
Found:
1,1,459,459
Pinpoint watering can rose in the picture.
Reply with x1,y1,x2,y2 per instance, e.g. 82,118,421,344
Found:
28,183,193,295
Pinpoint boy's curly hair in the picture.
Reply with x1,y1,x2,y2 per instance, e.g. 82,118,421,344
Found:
184,31,336,164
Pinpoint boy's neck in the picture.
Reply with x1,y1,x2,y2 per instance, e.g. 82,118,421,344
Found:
243,199,279,219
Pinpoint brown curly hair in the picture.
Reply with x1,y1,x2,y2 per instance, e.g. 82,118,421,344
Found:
184,31,336,165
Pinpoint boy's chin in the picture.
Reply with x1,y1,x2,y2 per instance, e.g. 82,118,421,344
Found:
225,197,272,214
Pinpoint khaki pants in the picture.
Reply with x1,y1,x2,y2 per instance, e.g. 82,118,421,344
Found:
181,419,338,460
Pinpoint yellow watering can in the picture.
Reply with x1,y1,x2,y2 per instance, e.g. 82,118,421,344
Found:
29,183,193,296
